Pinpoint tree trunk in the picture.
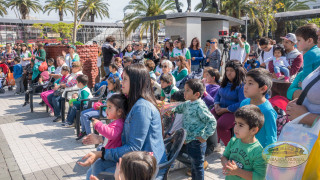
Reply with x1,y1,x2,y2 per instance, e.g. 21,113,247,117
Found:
59,10,63,21
150,23,154,48
275,19,286,43
91,12,95,22
73,0,78,43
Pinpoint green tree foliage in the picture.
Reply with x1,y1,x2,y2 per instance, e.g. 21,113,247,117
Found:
7,0,42,19
44,0,74,21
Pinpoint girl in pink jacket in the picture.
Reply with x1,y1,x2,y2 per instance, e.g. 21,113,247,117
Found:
91,94,128,149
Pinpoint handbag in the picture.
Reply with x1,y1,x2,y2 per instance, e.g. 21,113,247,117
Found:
38,61,48,72
7,69,15,86
302,130,320,179
53,88,64,96
266,112,320,180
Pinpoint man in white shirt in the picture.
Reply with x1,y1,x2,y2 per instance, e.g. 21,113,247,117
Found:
229,32,245,63
258,37,274,69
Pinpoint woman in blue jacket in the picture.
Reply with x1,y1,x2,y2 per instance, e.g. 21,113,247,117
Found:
79,64,167,180
189,37,204,71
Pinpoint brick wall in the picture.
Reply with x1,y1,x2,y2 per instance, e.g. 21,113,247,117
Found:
45,45,99,88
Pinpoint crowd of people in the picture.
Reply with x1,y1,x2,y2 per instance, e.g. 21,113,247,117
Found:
1,23,320,180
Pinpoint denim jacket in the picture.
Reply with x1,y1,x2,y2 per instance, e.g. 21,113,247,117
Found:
104,98,167,165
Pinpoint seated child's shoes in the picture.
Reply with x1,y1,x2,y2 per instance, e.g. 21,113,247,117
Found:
284,76,290,83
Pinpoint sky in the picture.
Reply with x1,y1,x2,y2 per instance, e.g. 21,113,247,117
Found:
3,0,199,23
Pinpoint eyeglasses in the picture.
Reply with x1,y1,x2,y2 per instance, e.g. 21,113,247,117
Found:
210,42,216,44
163,65,168,68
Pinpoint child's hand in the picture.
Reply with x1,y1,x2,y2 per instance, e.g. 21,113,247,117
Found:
92,118,99,126
196,137,206,143
70,102,73,107
114,158,122,180
224,160,239,176
89,175,99,180
287,66,291,69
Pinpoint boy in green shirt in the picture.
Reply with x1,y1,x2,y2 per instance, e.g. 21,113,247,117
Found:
160,73,179,102
221,105,267,180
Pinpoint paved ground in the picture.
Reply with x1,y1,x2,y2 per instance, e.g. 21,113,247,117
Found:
0,88,224,180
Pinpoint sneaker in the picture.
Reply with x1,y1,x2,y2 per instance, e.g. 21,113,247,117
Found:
39,101,45,106
284,76,290,83
76,132,87,140
53,117,62,122
49,112,55,117
63,123,75,128
22,102,29,107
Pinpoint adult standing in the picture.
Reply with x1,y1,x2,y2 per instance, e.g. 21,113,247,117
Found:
268,33,303,82
206,38,221,70
102,36,119,75
31,43,46,64
20,44,32,90
62,45,80,68
148,43,162,66
189,37,204,71
3,43,18,72
258,37,274,69
241,34,250,65
132,41,145,64
79,64,167,179
229,33,245,63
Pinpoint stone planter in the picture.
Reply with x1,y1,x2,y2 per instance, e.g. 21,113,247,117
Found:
45,45,99,88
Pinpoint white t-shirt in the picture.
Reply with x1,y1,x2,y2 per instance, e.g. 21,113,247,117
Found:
54,63,68,79
230,43,245,63
170,48,191,59
258,46,274,69
20,50,31,67
124,51,134,57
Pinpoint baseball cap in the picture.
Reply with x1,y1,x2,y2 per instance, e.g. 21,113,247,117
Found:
281,33,297,44
68,45,76,51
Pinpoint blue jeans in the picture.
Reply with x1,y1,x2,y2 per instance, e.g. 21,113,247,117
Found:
66,103,81,124
274,66,290,77
49,94,62,117
191,64,200,71
103,66,110,76
86,158,116,180
186,140,207,180
80,108,100,134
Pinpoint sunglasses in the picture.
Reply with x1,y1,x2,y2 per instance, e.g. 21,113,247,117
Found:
210,42,216,44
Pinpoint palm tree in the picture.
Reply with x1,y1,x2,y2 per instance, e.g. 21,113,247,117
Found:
44,0,74,21
0,0,8,17
274,0,313,41
123,0,177,46
194,0,218,13
78,0,109,22
7,0,42,19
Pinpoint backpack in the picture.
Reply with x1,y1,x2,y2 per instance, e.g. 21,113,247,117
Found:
269,95,289,138
178,68,203,89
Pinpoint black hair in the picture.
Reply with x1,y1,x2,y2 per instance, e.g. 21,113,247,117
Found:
171,90,186,102
0,67,3,72
246,68,272,95
206,40,211,43
76,74,88,86
241,34,247,41
107,94,128,120
259,37,270,46
295,24,318,44
235,104,264,132
106,36,116,42
207,68,220,84
273,44,286,57
177,37,186,52
185,79,205,97
48,58,54,64
61,66,70,72
107,76,121,92
123,64,158,113
160,73,173,84
164,39,174,53
14,57,21,63
221,60,246,90
109,63,119,71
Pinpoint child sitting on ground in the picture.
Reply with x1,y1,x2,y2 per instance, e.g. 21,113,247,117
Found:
47,58,56,74
221,105,267,180
145,60,156,80
160,73,179,102
241,68,277,148
173,79,216,180
272,45,290,82
77,76,121,140
63,74,93,127
114,57,123,75
13,57,24,95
